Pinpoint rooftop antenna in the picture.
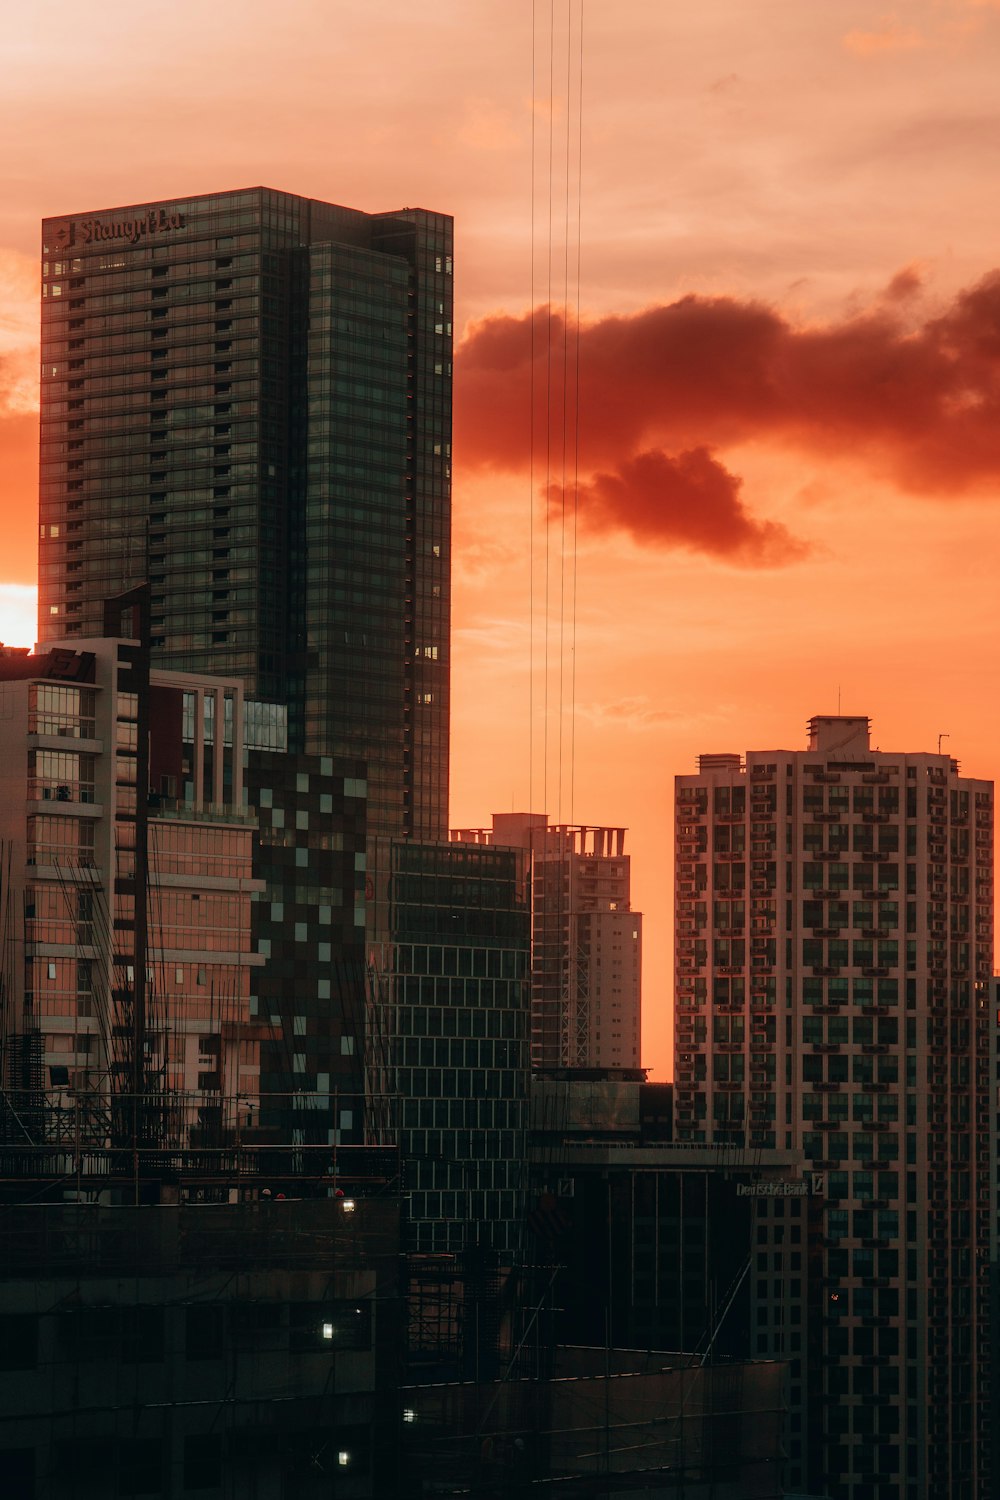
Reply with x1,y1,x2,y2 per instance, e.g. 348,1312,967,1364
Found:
937,733,949,755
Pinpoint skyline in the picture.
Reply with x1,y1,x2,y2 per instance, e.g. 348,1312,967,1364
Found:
4,1,1000,1073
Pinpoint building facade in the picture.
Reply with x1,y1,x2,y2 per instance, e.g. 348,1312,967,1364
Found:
0,1196,400,1500
245,745,369,1147
39,187,452,841
0,635,265,1156
451,815,642,1071
674,716,994,1500
368,836,532,1258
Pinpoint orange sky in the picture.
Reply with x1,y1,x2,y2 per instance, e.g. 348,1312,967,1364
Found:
3,0,1000,1076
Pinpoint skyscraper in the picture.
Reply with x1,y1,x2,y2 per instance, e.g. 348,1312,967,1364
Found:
39,188,453,840
674,715,994,1500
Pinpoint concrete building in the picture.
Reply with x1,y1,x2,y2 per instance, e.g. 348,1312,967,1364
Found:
0,631,266,1154
451,815,642,1070
674,715,994,1500
0,1195,400,1500
39,187,452,842
528,1070,814,1493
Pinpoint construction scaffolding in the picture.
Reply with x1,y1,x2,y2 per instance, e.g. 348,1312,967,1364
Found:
399,1348,786,1498
0,1197,403,1500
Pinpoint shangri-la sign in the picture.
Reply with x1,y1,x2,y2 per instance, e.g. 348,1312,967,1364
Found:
55,209,186,248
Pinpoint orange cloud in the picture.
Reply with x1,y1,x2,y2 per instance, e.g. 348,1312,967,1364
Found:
844,18,927,57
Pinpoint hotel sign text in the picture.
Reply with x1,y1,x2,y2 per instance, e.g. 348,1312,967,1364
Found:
56,209,186,248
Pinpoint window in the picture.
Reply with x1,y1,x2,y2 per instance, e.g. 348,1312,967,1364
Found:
0,1315,37,1371
185,1305,225,1362
290,1300,371,1351
183,1435,222,1491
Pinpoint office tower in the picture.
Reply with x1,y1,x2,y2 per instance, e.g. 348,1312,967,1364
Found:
674,715,994,1500
0,634,264,1150
39,187,453,840
367,836,531,1258
452,815,642,1070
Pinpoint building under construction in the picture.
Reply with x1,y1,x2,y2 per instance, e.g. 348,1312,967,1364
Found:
0,1195,402,1500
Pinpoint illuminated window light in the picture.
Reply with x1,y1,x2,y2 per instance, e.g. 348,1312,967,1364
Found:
341,1197,356,1213
338,1451,350,1467
402,1408,416,1424
322,1322,334,1340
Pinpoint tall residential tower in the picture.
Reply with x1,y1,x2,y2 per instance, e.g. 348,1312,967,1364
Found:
39,188,453,839
674,716,993,1500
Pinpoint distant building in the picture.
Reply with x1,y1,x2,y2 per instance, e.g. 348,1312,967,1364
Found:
452,815,642,1070
675,715,994,1500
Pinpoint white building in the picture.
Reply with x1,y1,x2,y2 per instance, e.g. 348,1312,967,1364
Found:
674,715,993,1500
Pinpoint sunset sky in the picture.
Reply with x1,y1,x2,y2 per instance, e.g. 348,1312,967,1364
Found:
3,0,1000,1074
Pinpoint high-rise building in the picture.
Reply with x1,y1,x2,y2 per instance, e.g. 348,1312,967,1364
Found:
39,187,453,841
367,836,532,1259
452,815,642,1070
0,633,265,1151
674,715,994,1500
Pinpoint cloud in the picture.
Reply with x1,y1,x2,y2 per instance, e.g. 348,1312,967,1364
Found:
883,264,924,302
455,270,1000,515
0,351,37,417
455,98,521,152
548,447,808,566
843,18,927,56
578,696,685,732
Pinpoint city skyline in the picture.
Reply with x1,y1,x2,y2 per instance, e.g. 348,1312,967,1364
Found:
3,2,1000,1074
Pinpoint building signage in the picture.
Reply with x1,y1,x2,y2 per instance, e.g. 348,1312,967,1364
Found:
736,1174,824,1198
54,209,186,249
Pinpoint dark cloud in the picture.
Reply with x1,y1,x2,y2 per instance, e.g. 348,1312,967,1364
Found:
884,265,924,303
455,270,1000,559
548,447,807,566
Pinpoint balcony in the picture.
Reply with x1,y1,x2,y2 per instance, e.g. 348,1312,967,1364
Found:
149,796,255,828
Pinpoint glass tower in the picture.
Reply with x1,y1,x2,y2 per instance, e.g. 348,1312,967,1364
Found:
39,188,452,840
